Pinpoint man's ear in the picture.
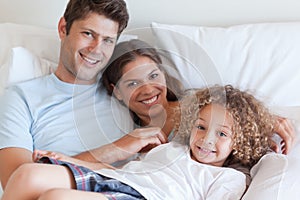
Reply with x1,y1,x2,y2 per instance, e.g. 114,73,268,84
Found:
58,17,67,39
111,84,123,101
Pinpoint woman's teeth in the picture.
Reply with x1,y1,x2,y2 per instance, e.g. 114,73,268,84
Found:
142,95,158,104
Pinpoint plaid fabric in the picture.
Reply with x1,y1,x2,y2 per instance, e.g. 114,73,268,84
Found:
39,157,146,200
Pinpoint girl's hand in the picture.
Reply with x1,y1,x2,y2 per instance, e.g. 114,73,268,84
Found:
32,149,115,170
32,150,64,162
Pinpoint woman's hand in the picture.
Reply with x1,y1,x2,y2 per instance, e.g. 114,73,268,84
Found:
272,116,296,154
113,127,168,160
73,127,167,165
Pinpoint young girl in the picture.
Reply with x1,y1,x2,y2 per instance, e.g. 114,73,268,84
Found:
2,85,276,200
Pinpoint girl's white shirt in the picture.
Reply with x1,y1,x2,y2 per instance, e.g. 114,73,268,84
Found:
97,142,246,200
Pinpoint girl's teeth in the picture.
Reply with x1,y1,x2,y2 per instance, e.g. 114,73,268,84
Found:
200,147,215,153
142,96,157,104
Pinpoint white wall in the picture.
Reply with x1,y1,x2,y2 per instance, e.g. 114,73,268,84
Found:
126,0,300,29
0,0,300,30
0,0,68,28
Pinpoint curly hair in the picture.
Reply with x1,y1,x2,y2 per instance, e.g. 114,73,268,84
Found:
174,85,275,168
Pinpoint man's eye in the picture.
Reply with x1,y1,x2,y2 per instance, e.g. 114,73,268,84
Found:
83,32,93,38
104,38,115,45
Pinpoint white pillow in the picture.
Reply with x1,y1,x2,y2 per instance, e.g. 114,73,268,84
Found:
7,47,57,84
0,23,61,94
0,23,60,67
242,153,288,200
242,116,300,199
0,47,57,94
151,22,300,107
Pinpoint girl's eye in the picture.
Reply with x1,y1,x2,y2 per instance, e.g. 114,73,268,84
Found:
196,125,205,130
218,132,227,137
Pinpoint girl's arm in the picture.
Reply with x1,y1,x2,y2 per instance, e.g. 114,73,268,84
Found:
32,150,115,170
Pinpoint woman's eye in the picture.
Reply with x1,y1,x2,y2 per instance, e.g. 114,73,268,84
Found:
127,81,138,88
149,73,158,80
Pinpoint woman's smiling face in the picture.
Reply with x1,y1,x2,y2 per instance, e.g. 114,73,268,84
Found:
113,56,168,121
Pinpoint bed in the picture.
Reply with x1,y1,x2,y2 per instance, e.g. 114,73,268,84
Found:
0,0,300,199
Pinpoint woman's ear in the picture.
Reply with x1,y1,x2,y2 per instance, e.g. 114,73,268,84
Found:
111,84,123,101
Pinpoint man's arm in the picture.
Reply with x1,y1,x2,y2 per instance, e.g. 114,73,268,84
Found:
0,147,32,189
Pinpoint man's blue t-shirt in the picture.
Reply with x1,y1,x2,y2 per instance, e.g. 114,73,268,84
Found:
0,73,132,155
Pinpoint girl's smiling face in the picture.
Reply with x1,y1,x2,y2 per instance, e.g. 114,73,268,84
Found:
189,103,234,167
113,56,168,122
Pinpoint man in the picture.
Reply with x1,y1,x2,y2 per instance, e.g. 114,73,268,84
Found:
0,0,130,189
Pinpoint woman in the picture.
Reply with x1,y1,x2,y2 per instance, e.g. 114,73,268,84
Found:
101,39,184,141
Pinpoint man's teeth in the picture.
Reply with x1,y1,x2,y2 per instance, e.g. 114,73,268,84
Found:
142,96,158,104
82,55,99,64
